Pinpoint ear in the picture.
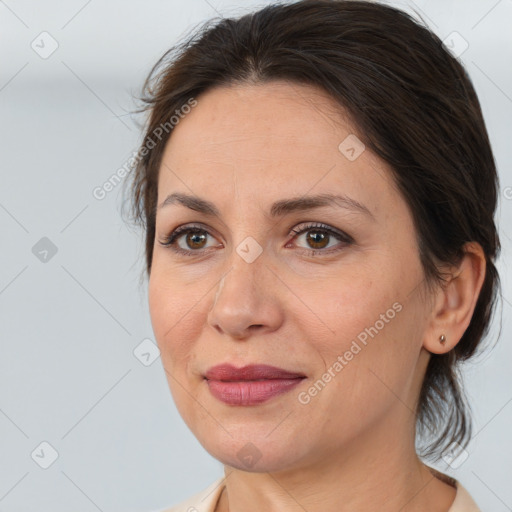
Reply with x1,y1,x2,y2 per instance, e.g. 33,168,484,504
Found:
423,242,486,355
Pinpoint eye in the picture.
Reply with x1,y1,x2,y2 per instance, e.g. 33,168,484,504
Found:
287,222,353,255
158,223,221,256
158,221,353,257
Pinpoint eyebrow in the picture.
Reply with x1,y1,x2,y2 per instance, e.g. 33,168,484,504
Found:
157,192,374,219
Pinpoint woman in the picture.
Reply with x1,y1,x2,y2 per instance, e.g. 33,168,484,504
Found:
125,1,501,510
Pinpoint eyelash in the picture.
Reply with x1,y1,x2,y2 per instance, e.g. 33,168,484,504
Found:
158,222,354,257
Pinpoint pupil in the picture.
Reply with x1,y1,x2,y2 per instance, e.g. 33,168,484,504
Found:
308,230,328,248
188,232,206,248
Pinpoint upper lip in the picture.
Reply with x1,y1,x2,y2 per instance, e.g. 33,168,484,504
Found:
204,364,306,381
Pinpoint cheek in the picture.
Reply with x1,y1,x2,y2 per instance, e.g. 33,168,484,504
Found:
305,261,424,399
148,270,209,426
148,268,204,371
306,267,398,350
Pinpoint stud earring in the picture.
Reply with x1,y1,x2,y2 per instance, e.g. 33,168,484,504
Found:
439,334,446,344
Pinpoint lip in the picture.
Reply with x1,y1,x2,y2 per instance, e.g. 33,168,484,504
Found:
204,364,306,406
205,363,305,381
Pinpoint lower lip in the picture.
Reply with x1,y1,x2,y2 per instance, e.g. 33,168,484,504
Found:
206,378,304,405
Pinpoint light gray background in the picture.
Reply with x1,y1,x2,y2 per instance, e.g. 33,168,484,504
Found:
0,0,510,510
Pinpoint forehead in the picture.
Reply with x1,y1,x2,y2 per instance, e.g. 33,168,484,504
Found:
162,81,353,166
157,81,400,217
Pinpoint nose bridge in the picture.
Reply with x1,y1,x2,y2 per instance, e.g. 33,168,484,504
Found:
213,238,265,308
208,236,276,337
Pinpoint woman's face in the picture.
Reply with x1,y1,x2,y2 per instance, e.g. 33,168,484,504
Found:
149,81,433,472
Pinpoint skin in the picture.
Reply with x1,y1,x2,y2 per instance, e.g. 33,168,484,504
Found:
148,80,486,512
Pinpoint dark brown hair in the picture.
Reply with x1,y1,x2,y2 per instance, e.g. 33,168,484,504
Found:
123,0,501,460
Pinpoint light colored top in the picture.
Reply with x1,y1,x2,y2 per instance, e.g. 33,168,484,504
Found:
159,473,481,512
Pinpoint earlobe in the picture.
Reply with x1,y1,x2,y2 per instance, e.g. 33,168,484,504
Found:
423,242,486,355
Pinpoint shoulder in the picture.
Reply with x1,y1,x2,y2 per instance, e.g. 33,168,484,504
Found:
449,481,482,512
156,477,226,512
426,465,481,512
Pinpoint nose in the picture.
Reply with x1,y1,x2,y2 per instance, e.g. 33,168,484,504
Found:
207,250,284,340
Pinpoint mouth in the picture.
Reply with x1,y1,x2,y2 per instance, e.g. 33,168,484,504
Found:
204,364,306,406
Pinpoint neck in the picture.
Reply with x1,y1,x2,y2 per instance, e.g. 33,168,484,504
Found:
215,411,456,512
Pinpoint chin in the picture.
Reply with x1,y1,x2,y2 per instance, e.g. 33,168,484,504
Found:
193,423,313,473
